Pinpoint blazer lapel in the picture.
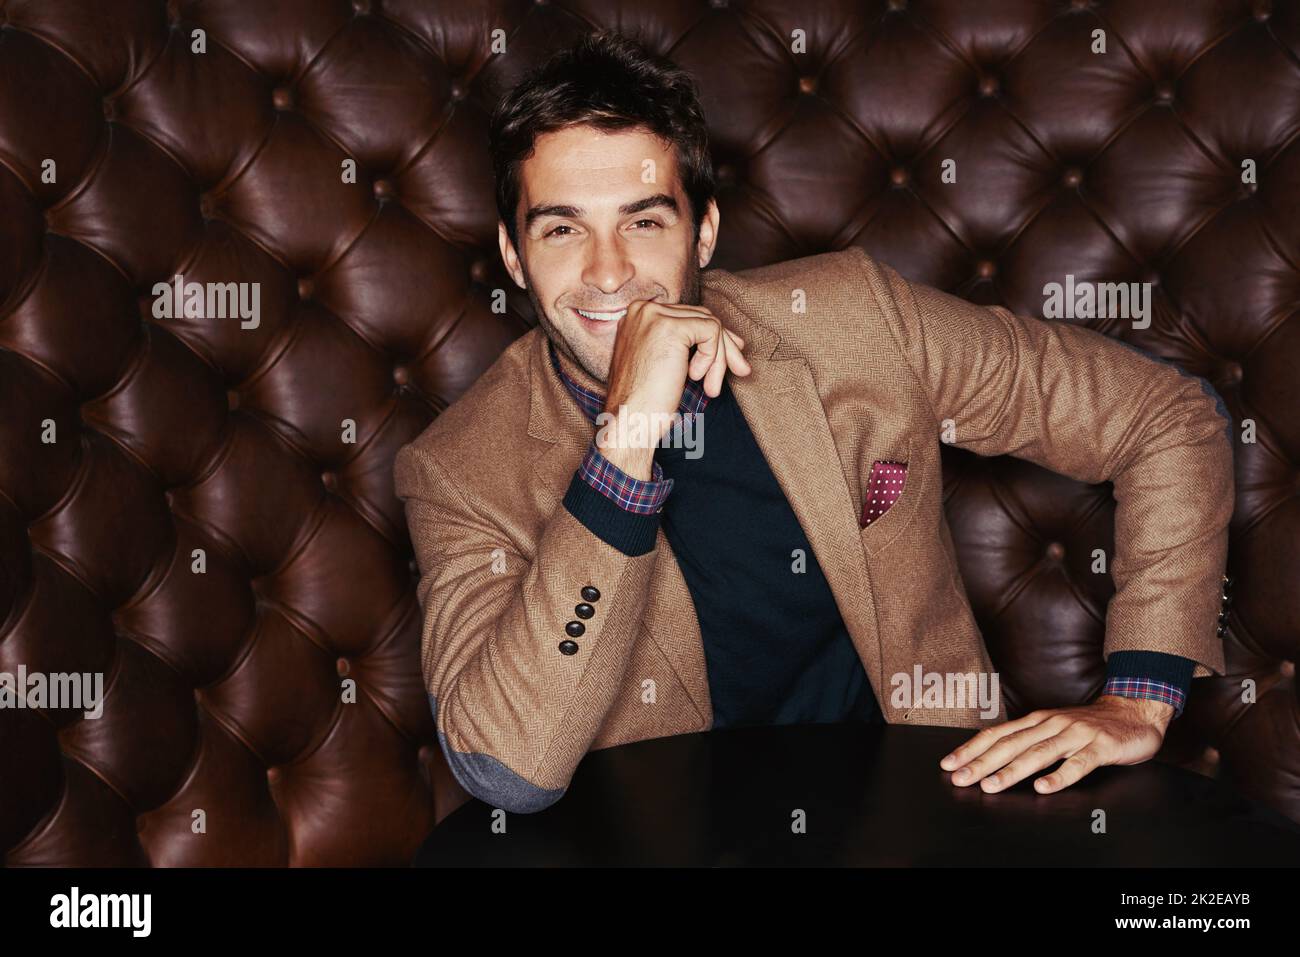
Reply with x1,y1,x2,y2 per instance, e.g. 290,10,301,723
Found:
525,328,592,499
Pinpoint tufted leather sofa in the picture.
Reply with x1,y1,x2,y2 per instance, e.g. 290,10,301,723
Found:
1,1,1296,866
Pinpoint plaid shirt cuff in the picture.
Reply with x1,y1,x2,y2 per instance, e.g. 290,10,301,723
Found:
1101,650,1195,718
576,442,673,514
1101,677,1186,718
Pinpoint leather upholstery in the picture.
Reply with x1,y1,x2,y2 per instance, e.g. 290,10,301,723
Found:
0,1,1295,864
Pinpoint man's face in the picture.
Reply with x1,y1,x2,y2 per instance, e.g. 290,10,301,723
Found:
499,124,720,383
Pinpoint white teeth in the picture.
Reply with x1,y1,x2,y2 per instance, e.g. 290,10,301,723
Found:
576,308,627,322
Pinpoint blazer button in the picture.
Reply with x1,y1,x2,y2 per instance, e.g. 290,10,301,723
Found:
565,621,586,638
575,602,595,619
1222,574,1234,591
581,586,601,602
558,640,579,656
1216,623,1228,638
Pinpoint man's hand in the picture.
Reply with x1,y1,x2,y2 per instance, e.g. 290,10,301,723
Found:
598,299,751,479
938,695,1175,794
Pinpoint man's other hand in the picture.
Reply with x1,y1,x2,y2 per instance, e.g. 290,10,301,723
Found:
938,695,1175,794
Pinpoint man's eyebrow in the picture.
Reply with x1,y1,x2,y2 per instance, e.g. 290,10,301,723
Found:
619,193,678,216
523,193,679,229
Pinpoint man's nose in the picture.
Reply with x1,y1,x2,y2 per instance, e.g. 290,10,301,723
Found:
581,234,635,295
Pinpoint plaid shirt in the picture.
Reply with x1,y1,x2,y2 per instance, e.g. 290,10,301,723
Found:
549,339,1190,719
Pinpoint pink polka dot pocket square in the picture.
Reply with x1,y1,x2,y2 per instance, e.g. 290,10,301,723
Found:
860,460,908,528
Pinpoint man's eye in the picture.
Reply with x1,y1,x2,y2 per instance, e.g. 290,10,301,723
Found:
631,219,661,229
545,225,574,237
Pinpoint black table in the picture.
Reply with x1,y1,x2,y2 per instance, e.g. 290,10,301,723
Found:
414,723,1300,866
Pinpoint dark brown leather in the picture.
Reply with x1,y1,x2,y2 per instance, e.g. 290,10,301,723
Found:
0,1,1295,865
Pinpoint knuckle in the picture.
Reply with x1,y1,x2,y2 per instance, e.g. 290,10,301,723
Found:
1062,753,1090,771
634,299,661,322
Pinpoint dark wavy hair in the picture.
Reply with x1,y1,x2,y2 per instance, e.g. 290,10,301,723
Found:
489,30,716,253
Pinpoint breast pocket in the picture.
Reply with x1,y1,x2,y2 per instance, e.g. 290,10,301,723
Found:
858,438,921,558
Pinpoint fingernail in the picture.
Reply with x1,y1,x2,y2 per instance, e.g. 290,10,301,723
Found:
954,769,970,782
940,755,955,769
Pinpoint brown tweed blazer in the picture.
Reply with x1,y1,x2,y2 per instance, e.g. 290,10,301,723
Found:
394,246,1233,812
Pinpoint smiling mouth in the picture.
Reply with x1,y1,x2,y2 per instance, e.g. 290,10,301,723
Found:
573,307,628,322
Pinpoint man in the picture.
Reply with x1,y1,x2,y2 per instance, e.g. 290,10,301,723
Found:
394,32,1234,814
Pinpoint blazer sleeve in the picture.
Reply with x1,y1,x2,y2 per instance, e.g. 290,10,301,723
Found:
394,441,660,813
860,251,1233,680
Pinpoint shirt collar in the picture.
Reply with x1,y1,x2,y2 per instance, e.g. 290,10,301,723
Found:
547,337,711,425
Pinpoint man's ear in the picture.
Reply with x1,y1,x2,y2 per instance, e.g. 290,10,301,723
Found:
695,198,721,269
498,221,527,289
